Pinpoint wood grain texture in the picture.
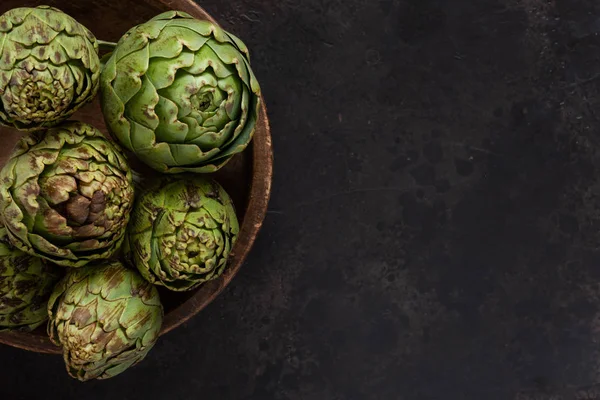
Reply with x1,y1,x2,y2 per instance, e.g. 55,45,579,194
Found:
0,0,272,354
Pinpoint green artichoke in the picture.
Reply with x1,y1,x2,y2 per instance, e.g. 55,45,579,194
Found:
125,177,239,291
0,6,100,131
0,121,134,268
48,260,163,381
0,223,61,331
100,11,261,174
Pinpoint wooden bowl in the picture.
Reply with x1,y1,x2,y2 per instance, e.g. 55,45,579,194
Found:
0,0,272,353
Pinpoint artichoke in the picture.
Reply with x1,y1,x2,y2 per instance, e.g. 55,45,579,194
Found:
48,260,163,381
0,121,134,268
0,6,100,131
0,223,61,331
125,177,239,291
100,11,261,174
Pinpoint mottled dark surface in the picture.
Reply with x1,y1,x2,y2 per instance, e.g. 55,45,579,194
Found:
3,0,600,399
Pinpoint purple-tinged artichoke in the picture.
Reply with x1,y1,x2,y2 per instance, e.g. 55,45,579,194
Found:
0,121,134,267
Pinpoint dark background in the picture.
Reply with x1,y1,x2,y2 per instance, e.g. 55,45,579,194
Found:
3,0,600,399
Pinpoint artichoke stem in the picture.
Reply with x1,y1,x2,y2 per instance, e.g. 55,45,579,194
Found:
97,40,118,50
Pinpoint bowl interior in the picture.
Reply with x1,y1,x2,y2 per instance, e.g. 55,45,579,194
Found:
0,0,271,353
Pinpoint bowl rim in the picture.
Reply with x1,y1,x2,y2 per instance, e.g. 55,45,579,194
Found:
0,0,273,354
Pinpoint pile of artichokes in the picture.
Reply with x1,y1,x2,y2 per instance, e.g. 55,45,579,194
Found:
0,6,259,381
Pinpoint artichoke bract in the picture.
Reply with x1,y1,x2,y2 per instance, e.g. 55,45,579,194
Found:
0,121,134,268
48,261,163,381
0,224,61,331
100,11,261,174
0,6,100,131
125,177,239,291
